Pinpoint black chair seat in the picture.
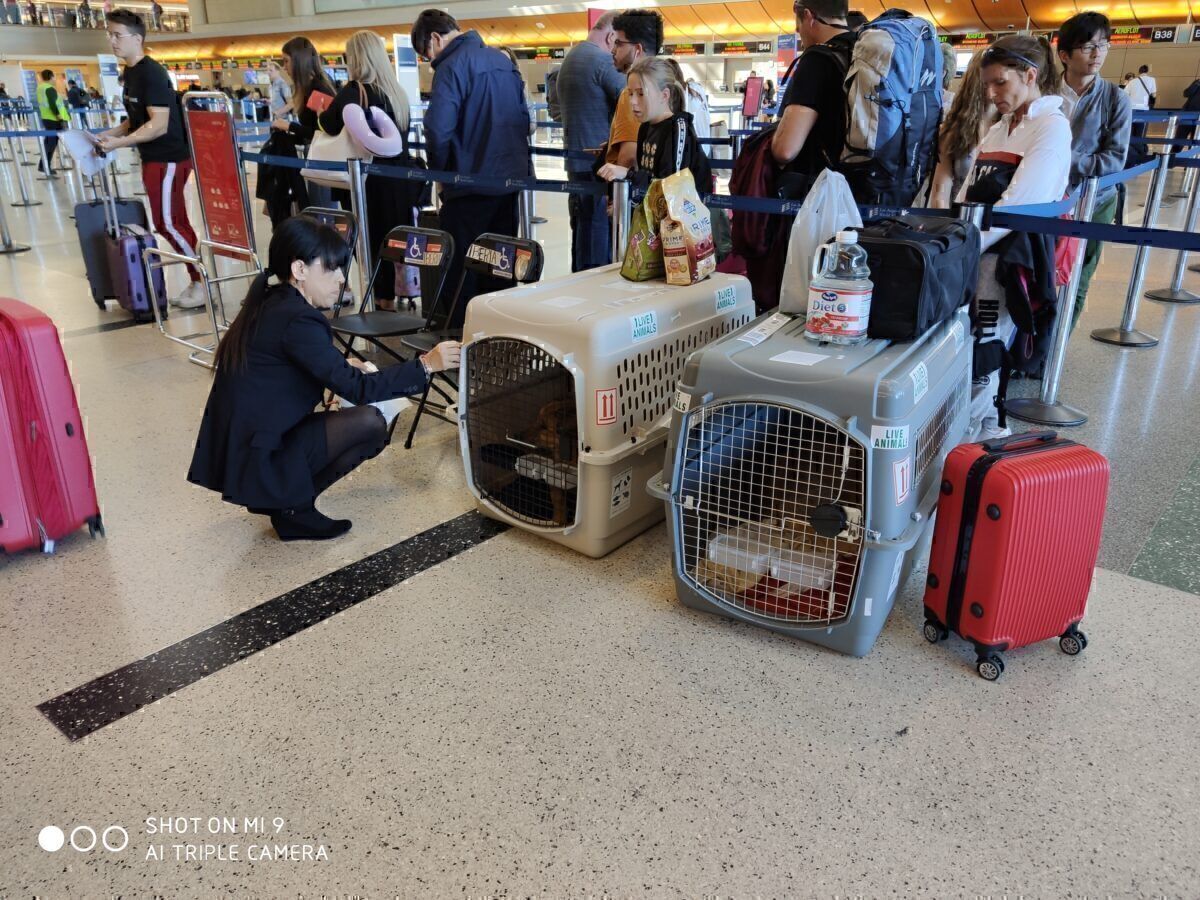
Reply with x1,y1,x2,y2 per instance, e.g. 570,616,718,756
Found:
330,311,426,338
401,329,461,353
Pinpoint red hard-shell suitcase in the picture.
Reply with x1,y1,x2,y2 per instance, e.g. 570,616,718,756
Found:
105,224,168,323
0,299,104,555
923,431,1108,681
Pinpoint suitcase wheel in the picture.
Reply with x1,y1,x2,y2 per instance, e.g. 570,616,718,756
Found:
1059,629,1088,656
923,621,949,644
976,654,1005,681
87,514,105,539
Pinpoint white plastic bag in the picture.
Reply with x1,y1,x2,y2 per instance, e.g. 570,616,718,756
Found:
778,170,863,315
334,361,411,426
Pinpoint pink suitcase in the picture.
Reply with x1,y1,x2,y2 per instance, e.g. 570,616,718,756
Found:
0,298,104,555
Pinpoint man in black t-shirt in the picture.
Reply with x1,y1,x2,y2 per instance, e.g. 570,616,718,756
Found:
770,0,853,194
94,8,205,308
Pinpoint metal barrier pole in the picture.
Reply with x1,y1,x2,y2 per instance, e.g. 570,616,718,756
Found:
16,126,33,166
35,135,57,180
610,179,632,262
518,189,534,240
1007,178,1099,427
347,158,374,311
957,201,986,230
8,137,41,207
1146,162,1200,305
732,133,744,161
1092,153,1170,348
0,191,32,254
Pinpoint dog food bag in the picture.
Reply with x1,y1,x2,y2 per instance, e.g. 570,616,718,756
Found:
660,169,716,286
621,180,666,282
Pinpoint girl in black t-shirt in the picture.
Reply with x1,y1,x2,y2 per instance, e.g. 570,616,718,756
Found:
598,57,711,195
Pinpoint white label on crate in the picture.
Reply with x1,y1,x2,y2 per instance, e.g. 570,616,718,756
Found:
596,388,618,426
737,312,792,346
871,425,909,451
631,311,659,343
673,389,692,414
542,295,589,309
887,554,904,599
604,280,653,293
951,319,965,350
715,284,739,312
769,349,826,367
893,456,913,505
863,596,873,617
610,467,633,518
910,362,930,404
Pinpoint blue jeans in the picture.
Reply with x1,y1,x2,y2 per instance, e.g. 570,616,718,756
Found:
567,169,610,272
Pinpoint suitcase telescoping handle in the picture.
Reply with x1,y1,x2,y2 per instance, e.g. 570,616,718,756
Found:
980,430,1059,453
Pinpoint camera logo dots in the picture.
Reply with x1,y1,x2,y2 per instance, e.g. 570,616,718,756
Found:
38,824,129,853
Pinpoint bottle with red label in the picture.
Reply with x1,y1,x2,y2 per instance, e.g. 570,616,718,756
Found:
804,230,873,345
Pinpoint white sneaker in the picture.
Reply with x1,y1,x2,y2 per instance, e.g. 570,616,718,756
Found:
171,281,209,310
978,423,1013,442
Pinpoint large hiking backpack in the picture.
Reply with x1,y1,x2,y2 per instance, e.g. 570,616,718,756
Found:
839,8,942,207
546,67,561,122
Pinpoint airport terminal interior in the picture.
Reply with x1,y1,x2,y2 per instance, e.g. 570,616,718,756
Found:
2,0,1200,895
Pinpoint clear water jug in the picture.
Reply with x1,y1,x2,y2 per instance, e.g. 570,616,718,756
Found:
805,230,873,345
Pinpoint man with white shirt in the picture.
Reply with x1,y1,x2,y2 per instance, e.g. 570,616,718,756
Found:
1057,11,1131,331
1123,64,1156,111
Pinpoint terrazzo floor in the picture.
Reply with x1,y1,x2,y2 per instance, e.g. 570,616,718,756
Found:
1,144,1198,897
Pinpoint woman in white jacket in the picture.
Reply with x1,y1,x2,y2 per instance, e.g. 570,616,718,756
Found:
957,34,1072,440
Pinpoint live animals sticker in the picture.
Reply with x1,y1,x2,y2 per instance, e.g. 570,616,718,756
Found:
673,390,691,414
610,467,633,518
910,362,929,403
715,284,738,312
872,425,909,451
631,311,658,343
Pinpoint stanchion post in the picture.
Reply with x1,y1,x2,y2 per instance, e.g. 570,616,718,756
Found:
0,189,32,253
610,179,632,263
1007,178,1099,427
16,126,32,166
35,135,57,180
8,137,41,207
731,133,744,161
518,189,533,240
1146,158,1200,305
957,201,986,230
1092,152,1169,348
347,158,374,311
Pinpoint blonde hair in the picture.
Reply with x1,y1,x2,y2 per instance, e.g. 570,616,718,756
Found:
629,56,684,115
345,30,410,134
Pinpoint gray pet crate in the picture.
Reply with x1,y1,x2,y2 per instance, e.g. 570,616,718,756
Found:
649,308,971,655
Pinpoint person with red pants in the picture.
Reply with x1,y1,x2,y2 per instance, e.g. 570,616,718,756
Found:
94,8,205,309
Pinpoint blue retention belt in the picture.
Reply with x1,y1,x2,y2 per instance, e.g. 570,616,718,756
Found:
239,151,1200,252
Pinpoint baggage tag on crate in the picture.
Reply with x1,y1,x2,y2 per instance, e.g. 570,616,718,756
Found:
909,362,929,404
737,312,791,347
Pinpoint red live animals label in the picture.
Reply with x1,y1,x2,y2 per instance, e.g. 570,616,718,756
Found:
596,389,617,425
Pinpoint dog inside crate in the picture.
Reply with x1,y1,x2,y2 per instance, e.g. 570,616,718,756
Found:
678,402,864,623
468,340,580,528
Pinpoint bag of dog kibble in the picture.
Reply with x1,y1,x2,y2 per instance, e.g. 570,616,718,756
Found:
660,169,715,285
621,180,666,282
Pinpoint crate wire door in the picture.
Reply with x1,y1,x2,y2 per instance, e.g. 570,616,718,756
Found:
676,401,867,625
465,337,579,528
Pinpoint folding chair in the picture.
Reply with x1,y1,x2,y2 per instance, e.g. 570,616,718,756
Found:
329,225,456,368
398,233,545,449
300,206,357,312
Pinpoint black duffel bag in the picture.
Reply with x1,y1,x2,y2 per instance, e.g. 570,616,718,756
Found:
859,216,981,341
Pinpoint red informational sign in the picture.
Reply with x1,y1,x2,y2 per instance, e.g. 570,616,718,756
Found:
186,108,252,254
741,75,764,118
587,7,604,30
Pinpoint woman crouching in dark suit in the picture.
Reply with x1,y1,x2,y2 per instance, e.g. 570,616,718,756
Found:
188,215,460,541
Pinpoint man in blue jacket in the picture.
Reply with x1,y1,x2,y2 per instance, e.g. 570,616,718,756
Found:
412,9,532,327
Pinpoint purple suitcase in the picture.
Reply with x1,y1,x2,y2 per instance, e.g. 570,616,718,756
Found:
105,224,168,323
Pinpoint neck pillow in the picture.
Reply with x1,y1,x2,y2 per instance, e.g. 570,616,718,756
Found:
342,103,405,157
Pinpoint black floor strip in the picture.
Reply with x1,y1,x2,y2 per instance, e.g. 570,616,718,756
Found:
62,319,144,339
37,511,509,742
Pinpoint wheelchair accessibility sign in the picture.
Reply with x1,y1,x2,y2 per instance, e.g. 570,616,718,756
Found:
388,234,443,267
467,242,524,280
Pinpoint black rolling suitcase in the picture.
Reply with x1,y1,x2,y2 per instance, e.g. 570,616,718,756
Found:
74,177,151,309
